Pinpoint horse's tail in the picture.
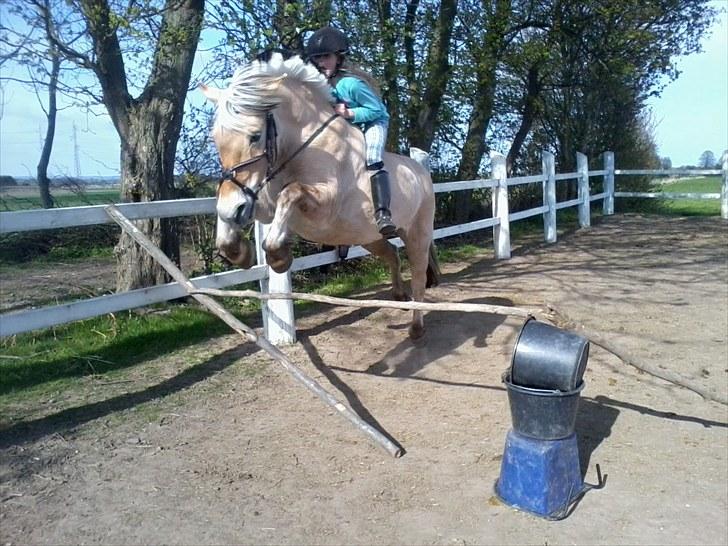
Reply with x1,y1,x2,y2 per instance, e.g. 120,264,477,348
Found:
408,146,440,288
426,241,441,288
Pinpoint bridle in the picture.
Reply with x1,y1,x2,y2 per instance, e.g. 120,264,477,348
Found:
219,111,340,225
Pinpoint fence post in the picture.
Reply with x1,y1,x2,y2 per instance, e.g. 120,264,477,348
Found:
721,149,727,220
576,152,591,228
255,221,296,345
542,151,557,243
491,152,511,259
603,151,615,215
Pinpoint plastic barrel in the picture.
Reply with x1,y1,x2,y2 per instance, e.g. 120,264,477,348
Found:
511,318,589,391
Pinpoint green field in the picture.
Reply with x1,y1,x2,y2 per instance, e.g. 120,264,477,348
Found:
617,175,723,216
0,186,120,211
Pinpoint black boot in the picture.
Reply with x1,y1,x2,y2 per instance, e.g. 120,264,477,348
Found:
370,170,397,237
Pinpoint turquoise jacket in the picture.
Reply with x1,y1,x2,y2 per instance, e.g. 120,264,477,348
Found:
331,75,390,128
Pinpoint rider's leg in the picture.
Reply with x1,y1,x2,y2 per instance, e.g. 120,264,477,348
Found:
364,121,396,237
368,167,396,237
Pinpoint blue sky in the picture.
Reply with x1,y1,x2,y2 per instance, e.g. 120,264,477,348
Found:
646,2,727,167
1,6,726,178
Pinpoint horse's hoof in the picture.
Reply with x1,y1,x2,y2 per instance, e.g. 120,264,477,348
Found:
408,323,425,340
221,241,255,269
267,250,293,273
393,291,411,302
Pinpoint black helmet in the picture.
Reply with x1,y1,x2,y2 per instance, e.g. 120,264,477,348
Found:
305,27,349,58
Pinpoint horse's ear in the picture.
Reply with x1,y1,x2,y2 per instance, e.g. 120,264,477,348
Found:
199,83,222,104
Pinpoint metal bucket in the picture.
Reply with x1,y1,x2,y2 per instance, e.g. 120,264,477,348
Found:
511,318,589,391
503,373,584,440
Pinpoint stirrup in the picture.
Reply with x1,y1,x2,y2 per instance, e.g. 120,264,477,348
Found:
337,245,350,261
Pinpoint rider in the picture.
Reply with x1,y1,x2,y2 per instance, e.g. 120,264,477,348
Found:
305,26,397,238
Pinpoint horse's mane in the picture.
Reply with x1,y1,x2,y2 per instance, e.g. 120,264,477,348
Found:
215,53,334,134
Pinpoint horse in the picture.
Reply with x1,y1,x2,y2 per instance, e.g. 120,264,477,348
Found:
200,53,440,339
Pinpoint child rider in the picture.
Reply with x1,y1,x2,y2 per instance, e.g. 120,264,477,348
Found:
305,26,397,238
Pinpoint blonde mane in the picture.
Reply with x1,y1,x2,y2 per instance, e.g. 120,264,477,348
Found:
214,53,334,133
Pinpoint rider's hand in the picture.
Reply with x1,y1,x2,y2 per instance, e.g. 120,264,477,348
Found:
334,102,352,119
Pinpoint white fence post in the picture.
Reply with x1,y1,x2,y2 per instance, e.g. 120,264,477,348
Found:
721,149,728,220
255,221,296,345
577,152,591,228
542,151,557,243
491,152,511,259
603,151,615,215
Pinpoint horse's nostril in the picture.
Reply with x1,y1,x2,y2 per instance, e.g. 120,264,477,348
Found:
234,193,256,225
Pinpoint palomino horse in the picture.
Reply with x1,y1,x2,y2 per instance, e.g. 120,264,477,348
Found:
201,53,440,339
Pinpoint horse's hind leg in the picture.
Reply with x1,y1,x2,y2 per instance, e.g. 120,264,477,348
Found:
403,236,430,340
401,219,436,340
362,239,408,301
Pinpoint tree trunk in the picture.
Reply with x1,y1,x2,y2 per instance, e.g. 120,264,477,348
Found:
453,0,511,223
506,64,541,175
114,99,181,291
376,0,401,152
37,51,60,209
405,0,457,152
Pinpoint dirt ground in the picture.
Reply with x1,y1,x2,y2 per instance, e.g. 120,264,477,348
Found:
1,213,727,545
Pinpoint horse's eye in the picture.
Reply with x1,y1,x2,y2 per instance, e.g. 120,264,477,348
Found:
250,132,261,144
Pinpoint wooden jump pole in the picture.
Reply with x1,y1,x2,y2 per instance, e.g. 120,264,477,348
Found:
105,205,403,458
190,288,534,319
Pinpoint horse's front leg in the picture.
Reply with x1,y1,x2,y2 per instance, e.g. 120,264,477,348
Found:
263,183,315,273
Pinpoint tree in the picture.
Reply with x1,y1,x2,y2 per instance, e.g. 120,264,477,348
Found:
660,156,672,170
39,0,205,291
452,0,512,222
403,0,457,153
0,0,73,209
698,150,716,168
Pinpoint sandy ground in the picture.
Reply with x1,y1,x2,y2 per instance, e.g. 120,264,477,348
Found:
1,213,726,545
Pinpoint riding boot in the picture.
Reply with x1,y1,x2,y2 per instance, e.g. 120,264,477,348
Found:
370,170,397,237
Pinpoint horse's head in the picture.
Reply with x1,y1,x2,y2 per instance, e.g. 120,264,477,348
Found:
201,54,333,268
200,76,284,268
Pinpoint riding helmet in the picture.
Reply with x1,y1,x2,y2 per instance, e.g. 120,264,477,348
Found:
305,27,349,58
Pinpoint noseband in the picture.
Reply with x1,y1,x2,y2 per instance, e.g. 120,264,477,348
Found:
219,111,339,224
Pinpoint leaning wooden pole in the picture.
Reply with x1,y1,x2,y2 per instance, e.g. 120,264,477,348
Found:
105,205,403,458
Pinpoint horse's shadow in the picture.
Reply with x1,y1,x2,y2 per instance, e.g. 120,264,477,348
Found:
298,296,511,453
366,296,510,377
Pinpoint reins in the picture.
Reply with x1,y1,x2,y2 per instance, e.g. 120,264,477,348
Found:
220,112,339,199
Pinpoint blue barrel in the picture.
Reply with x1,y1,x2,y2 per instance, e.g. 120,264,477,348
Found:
495,430,585,519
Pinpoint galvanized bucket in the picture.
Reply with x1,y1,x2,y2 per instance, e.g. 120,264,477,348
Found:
503,372,584,440
510,318,589,392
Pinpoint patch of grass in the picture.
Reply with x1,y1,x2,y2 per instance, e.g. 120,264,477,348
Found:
0,305,245,398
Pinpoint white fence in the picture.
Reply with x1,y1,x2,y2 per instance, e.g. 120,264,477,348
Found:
2,150,726,343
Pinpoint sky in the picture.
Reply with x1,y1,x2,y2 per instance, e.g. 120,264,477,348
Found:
0,5,726,178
